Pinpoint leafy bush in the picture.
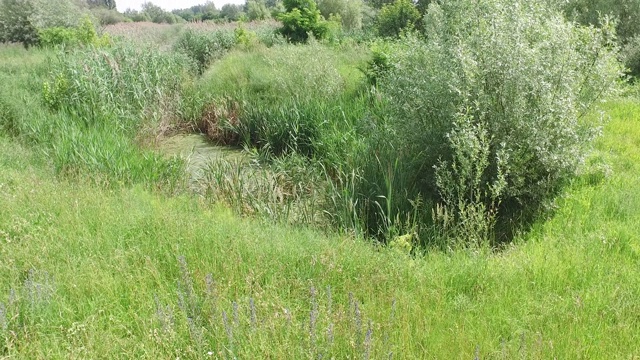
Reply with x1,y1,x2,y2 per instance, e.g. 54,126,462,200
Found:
317,0,364,31
278,0,329,42
0,0,39,47
38,16,110,48
247,0,271,20
91,7,126,26
375,0,420,37
363,0,621,245
559,0,640,79
621,35,640,78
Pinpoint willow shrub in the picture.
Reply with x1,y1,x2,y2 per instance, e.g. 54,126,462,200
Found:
365,0,621,246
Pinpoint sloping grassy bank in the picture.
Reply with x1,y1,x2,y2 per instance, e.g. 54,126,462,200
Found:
1,98,639,358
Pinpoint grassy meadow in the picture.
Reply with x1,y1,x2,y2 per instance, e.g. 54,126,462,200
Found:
1,15,639,360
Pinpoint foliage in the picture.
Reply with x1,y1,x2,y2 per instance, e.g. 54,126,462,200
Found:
132,2,182,24
172,1,218,22
220,3,246,22
234,24,259,48
362,40,393,85
559,0,640,78
38,16,110,48
375,0,420,37
371,0,621,245
621,35,640,78
247,0,271,21
90,7,126,25
29,0,88,29
278,0,329,42
87,0,116,9
317,0,364,31
0,0,39,47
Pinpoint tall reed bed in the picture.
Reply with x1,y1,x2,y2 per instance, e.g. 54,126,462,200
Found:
0,43,189,189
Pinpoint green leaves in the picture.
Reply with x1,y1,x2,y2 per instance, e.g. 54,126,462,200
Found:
278,0,329,43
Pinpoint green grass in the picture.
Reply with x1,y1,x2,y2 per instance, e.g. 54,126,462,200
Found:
1,38,640,358
1,97,640,357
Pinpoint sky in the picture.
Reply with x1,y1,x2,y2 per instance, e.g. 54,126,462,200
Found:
116,0,244,12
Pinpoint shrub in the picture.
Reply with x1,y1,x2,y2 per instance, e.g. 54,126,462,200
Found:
317,0,364,31
0,0,39,47
278,0,329,43
559,0,640,79
621,35,640,78
375,0,420,37
38,16,110,48
363,0,621,245
247,0,271,20
91,8,126,26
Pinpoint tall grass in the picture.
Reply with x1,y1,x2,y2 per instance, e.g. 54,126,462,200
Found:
0,43,188,189
1,97,640,357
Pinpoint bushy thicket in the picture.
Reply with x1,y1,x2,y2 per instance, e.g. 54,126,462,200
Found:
278,0,329,42
375,0,420,37
355,0,621,245
0,0,94,48
558,0,640,77
0,0,40,47
38,16,110,47
317,0,364,31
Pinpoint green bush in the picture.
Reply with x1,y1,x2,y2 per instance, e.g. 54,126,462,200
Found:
38,16,109,48
0,0,39,48
375,0,420,37
278,0,329,42
247,0,271,20
362,0,621,245
621,35,640,78
559,0,640,79
317,0,364,31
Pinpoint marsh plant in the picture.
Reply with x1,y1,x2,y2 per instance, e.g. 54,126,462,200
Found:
152,257,397,358
0,269,55,355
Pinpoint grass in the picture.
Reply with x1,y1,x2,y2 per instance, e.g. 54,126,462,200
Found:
2,96,640,357
1,36,639,358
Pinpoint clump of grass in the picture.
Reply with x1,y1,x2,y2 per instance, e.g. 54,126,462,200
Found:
200,154,327,225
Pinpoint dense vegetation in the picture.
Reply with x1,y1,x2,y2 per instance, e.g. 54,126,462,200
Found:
1,0,640,357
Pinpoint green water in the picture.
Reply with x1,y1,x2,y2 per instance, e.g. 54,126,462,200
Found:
158,133,245,186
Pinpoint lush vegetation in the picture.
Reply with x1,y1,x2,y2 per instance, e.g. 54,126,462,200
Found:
1,0,640,357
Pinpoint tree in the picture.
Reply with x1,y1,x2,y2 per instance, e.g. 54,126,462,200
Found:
317,0,363,31
220,3,245,21
87,0,116,10
279,0,328,42
0,0,39,47
247,0,271,20
141,1,178,23
376,0,420,37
